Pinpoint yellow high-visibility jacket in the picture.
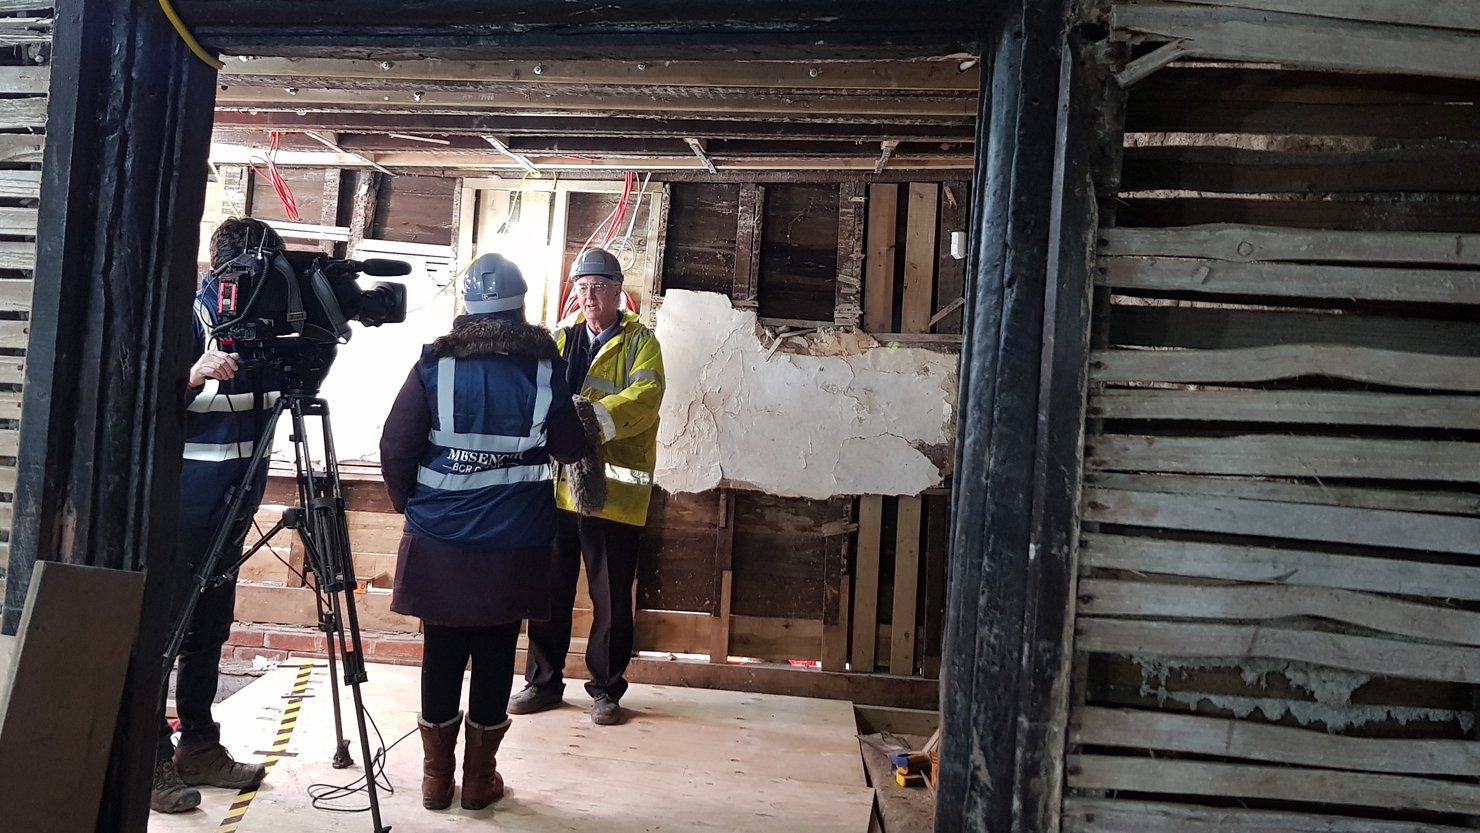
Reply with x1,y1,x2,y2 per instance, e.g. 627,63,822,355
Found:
554,310,665,527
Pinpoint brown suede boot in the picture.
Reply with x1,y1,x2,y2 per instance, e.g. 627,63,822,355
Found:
460,717,511,810
418,712,462,810
174,724,266,790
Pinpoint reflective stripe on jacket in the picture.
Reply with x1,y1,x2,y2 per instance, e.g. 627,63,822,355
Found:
404,346,565,548
554,310,664,527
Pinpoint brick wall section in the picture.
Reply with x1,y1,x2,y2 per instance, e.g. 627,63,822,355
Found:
224,623,425,666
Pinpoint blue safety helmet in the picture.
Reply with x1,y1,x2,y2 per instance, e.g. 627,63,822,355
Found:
463,253,527,314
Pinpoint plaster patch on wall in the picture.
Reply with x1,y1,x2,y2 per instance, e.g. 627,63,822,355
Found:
654,290,958,498
1133,657,1474,733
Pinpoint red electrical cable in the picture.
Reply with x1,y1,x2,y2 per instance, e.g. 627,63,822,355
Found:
247,132,301,222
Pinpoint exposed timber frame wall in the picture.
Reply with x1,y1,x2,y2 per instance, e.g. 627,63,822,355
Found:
1062,3,1480,833
0,5,50,596
1,2,217,832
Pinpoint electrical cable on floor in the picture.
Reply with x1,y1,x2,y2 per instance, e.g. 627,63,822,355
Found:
305,706,417,813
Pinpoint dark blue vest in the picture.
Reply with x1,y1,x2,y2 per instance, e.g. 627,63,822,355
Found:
404,346,562,548
179,278,279,530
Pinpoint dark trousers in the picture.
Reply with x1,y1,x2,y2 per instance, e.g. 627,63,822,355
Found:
524,513,641,702
158,520,250,756
421,623,521,726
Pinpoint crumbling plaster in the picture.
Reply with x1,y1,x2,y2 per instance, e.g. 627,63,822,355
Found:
653,289,958,499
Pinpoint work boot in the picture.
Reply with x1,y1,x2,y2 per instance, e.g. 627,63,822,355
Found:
505,684,563,715
175,723,267,789
460,717,511,810
591,694,625,726
418,712,461,810
150,755,202,814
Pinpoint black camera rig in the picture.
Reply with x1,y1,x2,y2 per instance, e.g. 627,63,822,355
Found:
212,246,411,394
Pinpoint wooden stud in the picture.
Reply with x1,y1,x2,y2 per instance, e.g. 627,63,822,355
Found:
863,184,898,332
901,183,938,332
932,180,968,333
889,496,922,676
347,170,381,255
850,495,883,672
834,180,865,327
732,183,763,307
711,490,735,664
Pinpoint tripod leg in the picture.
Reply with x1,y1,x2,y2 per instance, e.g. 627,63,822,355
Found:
307,557,355,769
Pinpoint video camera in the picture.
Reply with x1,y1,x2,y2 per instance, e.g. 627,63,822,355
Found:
212,246,410,392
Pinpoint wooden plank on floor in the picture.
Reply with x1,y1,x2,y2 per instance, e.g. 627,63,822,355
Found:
1078,578,1480,646
1087,435,1480,483
0,563,146,833
1069,753,1480,816
1099,256,1480,304
1082,487,1480,553
864,185,898,332
1101,224,1480,266
1063,797,1478,833
1073,706,1480,776
1092,345,1480,392
851,495,884,672
1092,388,1480,429
1077,618,1480,684
890,495,922,676
1081,532,1480,601
901,183,938,333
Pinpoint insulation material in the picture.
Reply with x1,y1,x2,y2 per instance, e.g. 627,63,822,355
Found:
654,290,957,498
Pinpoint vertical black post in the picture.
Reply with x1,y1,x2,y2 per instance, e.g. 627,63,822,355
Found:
939,0,1098,831
3,0,216,828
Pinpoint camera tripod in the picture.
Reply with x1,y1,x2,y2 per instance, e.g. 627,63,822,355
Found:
163,389,391,833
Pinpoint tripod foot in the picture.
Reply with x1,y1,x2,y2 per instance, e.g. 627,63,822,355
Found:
332,739,355,769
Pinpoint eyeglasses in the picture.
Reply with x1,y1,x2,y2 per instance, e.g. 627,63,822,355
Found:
573,281,620,296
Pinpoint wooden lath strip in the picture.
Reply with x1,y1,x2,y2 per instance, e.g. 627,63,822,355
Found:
1074,707,1480,776
1168,0,1480,34
1078,579,1480,647
1063,797,1478,833
1082,486,1480,554
1101,224,1480,266
1069,754,1480,816
1081,532,1480,602
1111,4,1480,81
1091,388,1480,430
1099,257,1480,305
1077,618,1480,685
1087,435,1480,484
1091,345,1480,392
1085,472,1480,517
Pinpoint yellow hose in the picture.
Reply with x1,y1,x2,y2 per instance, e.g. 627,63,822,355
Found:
157,0,224,70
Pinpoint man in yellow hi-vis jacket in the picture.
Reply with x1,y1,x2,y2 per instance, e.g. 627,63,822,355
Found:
508,247,664,727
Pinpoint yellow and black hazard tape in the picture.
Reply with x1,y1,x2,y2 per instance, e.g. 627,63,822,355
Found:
213,662,314,833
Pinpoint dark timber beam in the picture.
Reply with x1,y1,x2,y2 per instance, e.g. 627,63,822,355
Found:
940,1,1099,832
2,0,217,830
213,110,976,142
176,1,986,60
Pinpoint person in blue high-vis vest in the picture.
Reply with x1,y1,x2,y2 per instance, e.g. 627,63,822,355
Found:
380,253,589,812
153,218,284,815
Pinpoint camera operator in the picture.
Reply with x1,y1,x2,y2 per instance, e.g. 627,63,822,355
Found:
152,218,282,814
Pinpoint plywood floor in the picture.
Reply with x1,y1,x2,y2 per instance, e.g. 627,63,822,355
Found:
149,660,875,833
